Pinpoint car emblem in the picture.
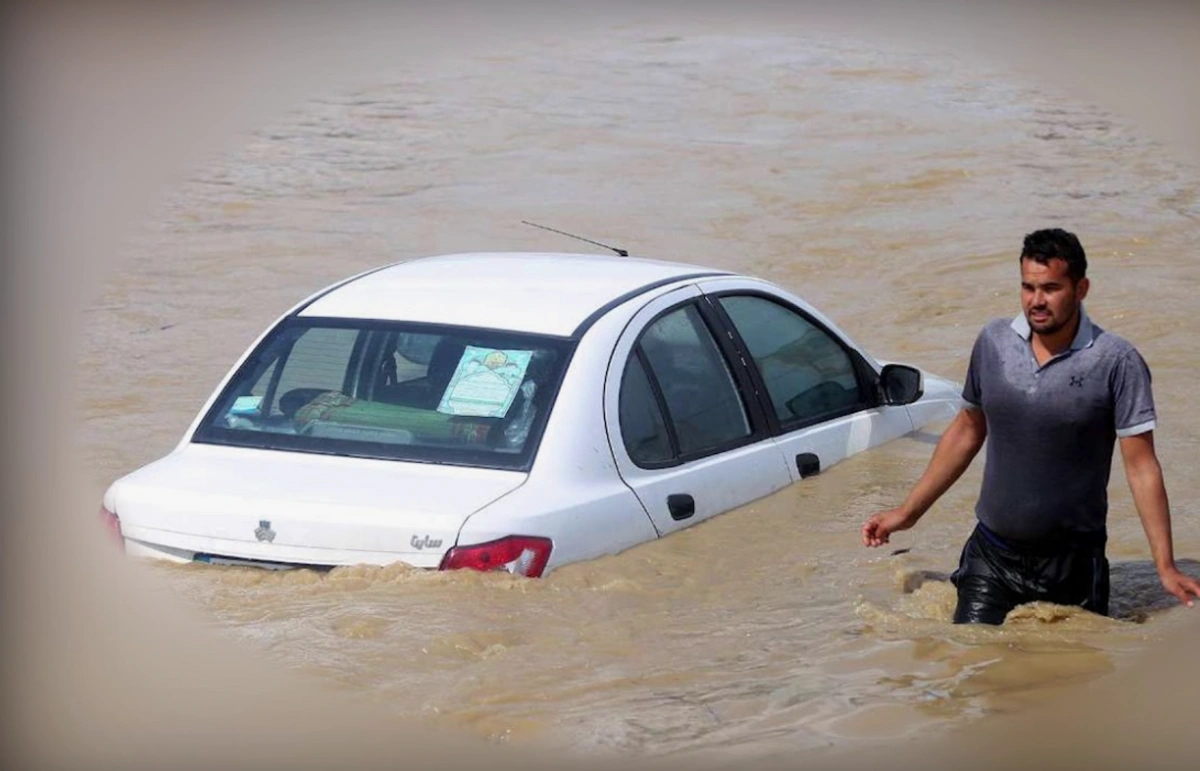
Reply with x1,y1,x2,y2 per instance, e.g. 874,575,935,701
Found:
254,519,276,543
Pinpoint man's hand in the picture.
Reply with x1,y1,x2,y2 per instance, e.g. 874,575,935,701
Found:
862,508,917,547
858,408,986,549
1119,432,1196,608
1158,565,1200,608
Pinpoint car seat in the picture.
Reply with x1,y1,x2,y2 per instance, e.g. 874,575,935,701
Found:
376,337,466,409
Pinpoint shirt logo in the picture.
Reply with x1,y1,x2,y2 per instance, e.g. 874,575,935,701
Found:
1069,375,1085,388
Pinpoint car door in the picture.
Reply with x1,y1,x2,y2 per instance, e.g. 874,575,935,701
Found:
696,278,915,483
604,285,792,537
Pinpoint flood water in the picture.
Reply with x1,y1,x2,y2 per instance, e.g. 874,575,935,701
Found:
77,28,1200,761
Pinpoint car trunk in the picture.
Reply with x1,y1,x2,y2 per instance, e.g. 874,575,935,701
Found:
110,443,527,568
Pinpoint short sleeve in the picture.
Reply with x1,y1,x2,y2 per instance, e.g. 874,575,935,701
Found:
1113,349,1156,437
961,329,987,409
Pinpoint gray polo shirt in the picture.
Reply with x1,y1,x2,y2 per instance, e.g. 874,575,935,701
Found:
962,306,1156,544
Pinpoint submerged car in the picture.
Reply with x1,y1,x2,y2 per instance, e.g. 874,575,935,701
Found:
101,252,962,576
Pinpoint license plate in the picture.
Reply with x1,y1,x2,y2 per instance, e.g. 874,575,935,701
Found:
193,553,321,571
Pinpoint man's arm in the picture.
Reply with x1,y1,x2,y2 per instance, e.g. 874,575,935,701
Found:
862,406,988,547
1119,431,1200,607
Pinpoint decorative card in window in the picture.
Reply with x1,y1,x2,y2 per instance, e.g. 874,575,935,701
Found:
437,347,534,418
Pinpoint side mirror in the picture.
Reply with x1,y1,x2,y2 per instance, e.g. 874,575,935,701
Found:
879,364,924,406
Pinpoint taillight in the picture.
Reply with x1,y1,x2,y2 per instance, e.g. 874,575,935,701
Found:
439,536,552,578
100,505,125,553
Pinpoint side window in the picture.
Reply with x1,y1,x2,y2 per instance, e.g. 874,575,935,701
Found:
618,354,673,464
636,304,751,457
247,359,278,398
267,327,360,416
718,295,867,425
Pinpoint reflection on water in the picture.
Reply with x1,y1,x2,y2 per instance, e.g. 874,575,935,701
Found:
80,27,1200,759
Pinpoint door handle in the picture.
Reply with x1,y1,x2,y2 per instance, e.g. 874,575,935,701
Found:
796,453,820,479
667,494,695,521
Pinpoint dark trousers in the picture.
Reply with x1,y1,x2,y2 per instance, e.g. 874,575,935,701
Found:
950,523,1110,625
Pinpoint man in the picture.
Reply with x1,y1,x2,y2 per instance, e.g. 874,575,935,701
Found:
862,228,1200,624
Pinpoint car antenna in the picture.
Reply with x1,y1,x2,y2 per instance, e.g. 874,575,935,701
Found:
520,220,629,257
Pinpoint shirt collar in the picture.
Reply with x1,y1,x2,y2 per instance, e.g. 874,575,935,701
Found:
1010,304,1095,351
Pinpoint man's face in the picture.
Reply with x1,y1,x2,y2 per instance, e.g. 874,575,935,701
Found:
1020,257,1089,336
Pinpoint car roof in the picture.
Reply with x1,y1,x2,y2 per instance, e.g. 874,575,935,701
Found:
297,252,733,337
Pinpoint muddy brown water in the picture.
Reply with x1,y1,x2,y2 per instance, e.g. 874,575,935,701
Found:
78,29,1200,760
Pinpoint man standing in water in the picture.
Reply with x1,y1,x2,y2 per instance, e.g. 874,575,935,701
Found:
862,228,1200,624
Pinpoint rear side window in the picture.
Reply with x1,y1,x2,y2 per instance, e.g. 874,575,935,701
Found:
618,303,752,465
266,327,359,417
618,354,673,465
718,295,868,426
193,319,573,470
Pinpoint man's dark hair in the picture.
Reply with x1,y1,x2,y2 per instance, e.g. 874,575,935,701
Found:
1020,228,1087,282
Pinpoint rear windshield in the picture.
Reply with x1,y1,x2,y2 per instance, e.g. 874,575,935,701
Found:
192,318,574,470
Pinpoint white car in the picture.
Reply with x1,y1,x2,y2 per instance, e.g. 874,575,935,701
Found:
101,252,962,577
